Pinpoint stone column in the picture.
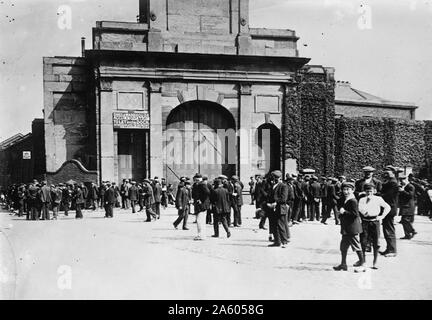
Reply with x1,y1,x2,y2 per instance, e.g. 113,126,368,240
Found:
239,83,253,185
149,81,163,179
99,78,116,183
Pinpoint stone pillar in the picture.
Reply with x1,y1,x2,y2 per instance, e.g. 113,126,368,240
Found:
149,81,163,179
99,78,116,183
239,83,253,185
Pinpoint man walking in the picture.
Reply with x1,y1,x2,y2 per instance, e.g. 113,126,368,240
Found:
193,174,210,240
399,174,417,240
231,176,243,227
333,181,365,272
173,181,190,230
211,178,231,238
152,177,162,219
380,170,399,257
309,175,321,221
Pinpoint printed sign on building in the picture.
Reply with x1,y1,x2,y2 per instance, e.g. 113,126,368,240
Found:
23,151,31,159
113,112,150,129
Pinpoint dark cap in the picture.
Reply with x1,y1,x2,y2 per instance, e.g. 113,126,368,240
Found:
194,173,202,179
342,182,355,189
364,183,375,190
271,170,282,178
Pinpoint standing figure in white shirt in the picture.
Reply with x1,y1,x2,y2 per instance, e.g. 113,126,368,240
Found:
358,183,391,269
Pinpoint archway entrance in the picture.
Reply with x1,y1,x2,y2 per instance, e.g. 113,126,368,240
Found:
165,101,236,183
256,123,281,174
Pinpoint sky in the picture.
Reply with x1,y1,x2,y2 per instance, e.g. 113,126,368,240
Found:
1,0,431,141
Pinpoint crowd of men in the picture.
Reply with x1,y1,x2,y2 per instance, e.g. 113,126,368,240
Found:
0,177,175,221
1,165,431,271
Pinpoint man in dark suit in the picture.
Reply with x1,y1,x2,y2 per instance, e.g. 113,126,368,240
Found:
320,176,328,219
268,170,290,248
51,184,62,220
301,175,311,221
88,182,98,210
120,179,130,209
210,179,231,238
398,174,417,239
231,176,243,227
309,176,321,221
355,166,383,199
129,181,139,213
27,181,39,220
152,177,163,219
321,178,340,225
333,181,365,272
74,184,85,219
291,174,303,224
39,181,52,220
173,182,190,230
204,176,213,225
193,174,211,240
380,170,399,257
104,182,116,218
285,174,296,225
143,179,157,222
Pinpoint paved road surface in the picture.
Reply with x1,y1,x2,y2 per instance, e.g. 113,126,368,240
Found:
1,205,432,299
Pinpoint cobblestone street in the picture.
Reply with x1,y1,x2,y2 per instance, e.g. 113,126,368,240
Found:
1,204,432,300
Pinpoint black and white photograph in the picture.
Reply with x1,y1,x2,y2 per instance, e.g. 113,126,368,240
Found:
1,0,432,304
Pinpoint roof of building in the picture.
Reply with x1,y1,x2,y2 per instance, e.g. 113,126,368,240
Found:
335,81,417,110
0,133,31,150
0,133,25,150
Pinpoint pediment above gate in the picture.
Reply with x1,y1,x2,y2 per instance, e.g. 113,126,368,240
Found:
177,86,224,105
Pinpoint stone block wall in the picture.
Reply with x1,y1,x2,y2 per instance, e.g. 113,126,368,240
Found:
43,57,96,173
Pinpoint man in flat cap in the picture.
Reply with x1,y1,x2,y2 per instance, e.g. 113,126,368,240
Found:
355,166,382,200
210,178,231,238
152,177,162,219
50,184,62,220
129,181,139,214
267,170,290,247
231,175,244,227
120,179,130,210
321,178,340,225
333,181,365,272
104,182,116,218
143,179,157,222
39,181,52,220
192,174,211,240
173,181,190,230
398,174,417,240
309,175,321,221
380,170,399,257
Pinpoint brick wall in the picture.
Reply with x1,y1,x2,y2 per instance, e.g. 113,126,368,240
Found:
46,160,97,185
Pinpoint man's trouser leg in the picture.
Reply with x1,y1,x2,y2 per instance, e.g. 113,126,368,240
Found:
382,212,397,253
53,205,59,219
213,213,220,236
233,203,240,226
131,200,136,213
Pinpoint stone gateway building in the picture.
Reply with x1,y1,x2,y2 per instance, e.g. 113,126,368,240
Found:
38,0,429,186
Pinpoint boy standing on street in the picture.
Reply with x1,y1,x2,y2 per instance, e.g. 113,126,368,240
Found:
358,183,390,269
333,181,365,272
